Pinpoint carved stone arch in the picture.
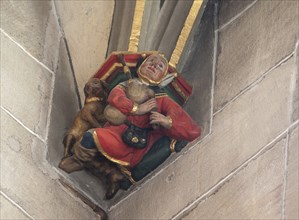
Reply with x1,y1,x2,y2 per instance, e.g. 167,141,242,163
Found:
107,0,199,60
139,0,179,54
106,1,136,53
107,0,212,133
53,0,217,214
42,0,216,217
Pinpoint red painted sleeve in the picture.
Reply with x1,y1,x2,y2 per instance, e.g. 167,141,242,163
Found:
160,96,201,141
107,86,134,115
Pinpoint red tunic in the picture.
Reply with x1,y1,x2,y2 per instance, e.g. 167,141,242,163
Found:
94,86,201,168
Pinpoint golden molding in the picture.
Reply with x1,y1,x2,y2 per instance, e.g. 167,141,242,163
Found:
171,81,188,101
100,62,136,81
170,0,203,67
128,0,146,52
170,139,177,153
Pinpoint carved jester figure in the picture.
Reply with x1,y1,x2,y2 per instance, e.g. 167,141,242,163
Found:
59,52,201,199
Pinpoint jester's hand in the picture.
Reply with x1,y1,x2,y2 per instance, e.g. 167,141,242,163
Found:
134,98,157,115
149,111,172,129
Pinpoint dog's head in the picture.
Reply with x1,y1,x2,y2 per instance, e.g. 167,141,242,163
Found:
84,78,109,99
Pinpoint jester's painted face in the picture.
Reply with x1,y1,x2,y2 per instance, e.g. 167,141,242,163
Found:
138,54,168,85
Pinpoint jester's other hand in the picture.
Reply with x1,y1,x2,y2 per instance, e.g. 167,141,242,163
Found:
149,111,172,129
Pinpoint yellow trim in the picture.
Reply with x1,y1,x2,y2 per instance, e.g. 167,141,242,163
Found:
171,81,188,101
170,0,203,67
85,97,102,103
170,139,177,153
117,84,126,90
123,62,136,67
111,51,162,56
118,166,137,184
167,116,173,128
128,0,146,52
100,63,123,81
130,102,139,114
92,131,130,166
155,93,168,98
100,62,136,81
123,66,131,74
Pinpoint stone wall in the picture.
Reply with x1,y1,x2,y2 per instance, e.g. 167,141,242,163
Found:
108,0,299,219
1,0,298,219
0,0,113,219
54,1,114,105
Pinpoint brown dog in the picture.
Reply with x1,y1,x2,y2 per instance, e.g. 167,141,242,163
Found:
63,78,109,157
59,78,127,200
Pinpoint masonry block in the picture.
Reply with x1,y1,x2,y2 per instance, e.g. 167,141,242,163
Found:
42,7,61,71
107,1,136,53
47,39,109,209
285,126,299,219
218,0,255,28
183,138,285,219
1,33,53,139
54,1,114,104
0,0,60,71
214,0,299,112
47,39,79,166
108,51,294,219
0,109,98,219
292,46,299,122
180,0,215,136
0,195,30,220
